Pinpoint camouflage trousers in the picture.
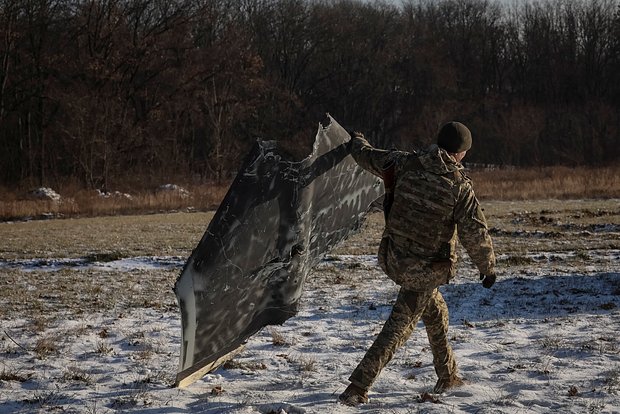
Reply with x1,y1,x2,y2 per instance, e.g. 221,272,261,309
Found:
349,288,457,391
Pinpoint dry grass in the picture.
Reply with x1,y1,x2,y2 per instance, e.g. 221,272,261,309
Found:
269,328,289,346
297,356,317,372
0,198,618,411
95,340,113,355
1,166,619,222
605,367,620,394
0,367,30,382
471,166,620,200
62,366,93,384
0,182,230,221
0,212,214,260
33,335,61,359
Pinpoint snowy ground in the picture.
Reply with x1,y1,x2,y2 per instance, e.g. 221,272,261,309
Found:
1,200,619,413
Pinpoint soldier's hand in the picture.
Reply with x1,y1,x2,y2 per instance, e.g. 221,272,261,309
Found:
480,273,496,289
348,130,364,139
346,131,364,153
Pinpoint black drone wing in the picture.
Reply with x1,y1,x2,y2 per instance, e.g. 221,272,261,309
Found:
174,115,382,387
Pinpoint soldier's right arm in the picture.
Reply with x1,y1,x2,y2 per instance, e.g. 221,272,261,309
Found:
348,133,394,178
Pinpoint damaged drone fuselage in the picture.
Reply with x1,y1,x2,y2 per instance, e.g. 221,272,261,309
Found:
174,116,382,387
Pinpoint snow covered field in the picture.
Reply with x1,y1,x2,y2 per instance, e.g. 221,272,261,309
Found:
1,200,619,413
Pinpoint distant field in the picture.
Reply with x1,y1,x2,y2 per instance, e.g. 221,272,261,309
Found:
0,212,214,260
1,199,619,413
1,165,618,222
1,199,619,318
470,166,620,200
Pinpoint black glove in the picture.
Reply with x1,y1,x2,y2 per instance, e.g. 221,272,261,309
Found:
480,273,496,289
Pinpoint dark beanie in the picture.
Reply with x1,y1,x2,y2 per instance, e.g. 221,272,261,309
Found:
437,122,472,153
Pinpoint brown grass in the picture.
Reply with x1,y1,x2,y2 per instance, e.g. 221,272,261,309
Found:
95,340,113,355
33,335,61,359
0,367,30,382
62,366,93,384
471,166,620,200
1,167,618,221
0,182,230,221
269,328,289,346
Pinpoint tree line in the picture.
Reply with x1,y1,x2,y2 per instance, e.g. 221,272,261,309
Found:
1,0,619,190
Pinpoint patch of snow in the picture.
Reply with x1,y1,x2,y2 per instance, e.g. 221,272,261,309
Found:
2,255,619,413
27,187,61,202
157,184,191,199
96,189,133,200
0,256,185,272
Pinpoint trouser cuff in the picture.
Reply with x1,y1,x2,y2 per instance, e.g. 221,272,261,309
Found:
348,374,370,391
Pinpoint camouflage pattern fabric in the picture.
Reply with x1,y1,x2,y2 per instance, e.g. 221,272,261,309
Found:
349,288,456,390
349,136,495,291
346,135,495,390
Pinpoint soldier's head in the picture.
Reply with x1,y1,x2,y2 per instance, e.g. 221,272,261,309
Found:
437,122,471,162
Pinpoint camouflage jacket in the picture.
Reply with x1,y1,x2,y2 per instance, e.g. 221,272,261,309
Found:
350,135,495,291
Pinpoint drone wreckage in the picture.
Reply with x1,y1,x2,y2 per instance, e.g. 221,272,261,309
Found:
174,116,383,387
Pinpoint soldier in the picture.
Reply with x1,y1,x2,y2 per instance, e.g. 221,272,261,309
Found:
339,122,496,406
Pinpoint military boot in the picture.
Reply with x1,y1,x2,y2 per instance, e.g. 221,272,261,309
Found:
434,375,464,393
338,383,369,406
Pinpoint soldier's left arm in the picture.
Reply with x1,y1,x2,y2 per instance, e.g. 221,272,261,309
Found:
454,184,496,276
